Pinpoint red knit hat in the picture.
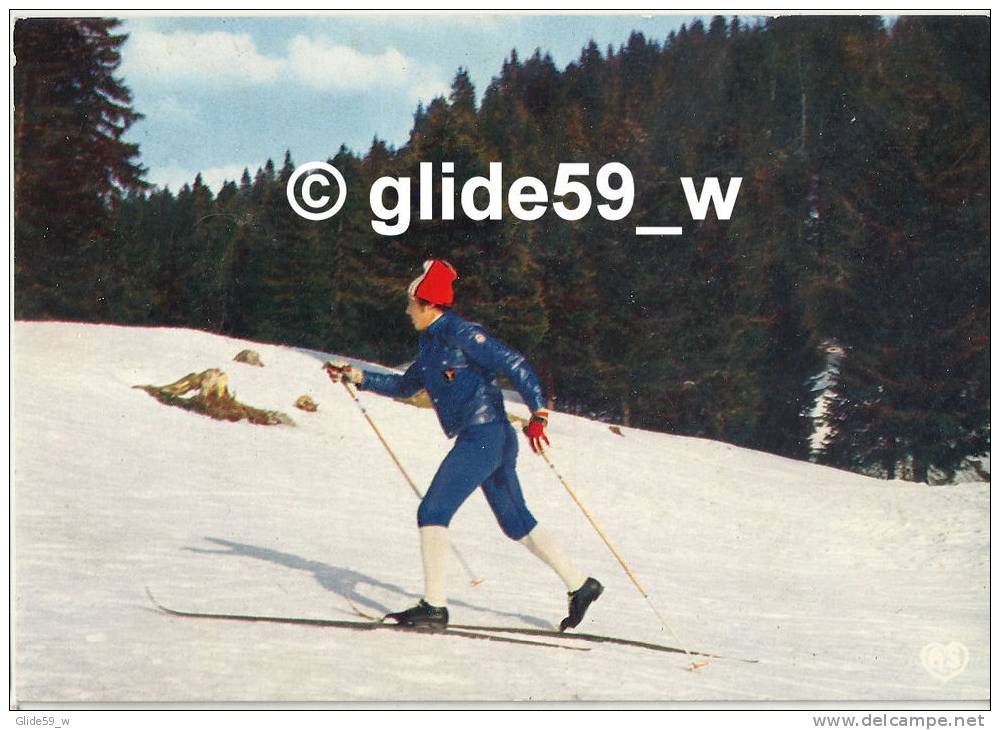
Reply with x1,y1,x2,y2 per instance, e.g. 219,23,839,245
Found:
408,259,458,306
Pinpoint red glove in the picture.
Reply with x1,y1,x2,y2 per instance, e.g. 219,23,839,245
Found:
324,360,363,385
523,410,550,454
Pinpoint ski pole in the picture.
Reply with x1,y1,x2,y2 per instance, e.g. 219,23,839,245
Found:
539,449,708,671
338,379,485,588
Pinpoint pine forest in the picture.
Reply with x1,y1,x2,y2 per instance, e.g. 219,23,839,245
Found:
12,16,990,483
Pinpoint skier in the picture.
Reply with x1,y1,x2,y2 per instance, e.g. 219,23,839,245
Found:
325,259,603,631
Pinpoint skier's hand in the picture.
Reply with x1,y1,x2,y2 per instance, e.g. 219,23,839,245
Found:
324,360,363,385
523,410,550,454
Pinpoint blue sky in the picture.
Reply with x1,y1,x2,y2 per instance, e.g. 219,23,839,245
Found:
117,13,725,193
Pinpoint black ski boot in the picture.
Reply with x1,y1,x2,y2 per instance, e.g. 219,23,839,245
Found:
560,577,603,631
383,599,449,629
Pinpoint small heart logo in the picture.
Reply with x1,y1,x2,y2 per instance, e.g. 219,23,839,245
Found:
920,642,969,682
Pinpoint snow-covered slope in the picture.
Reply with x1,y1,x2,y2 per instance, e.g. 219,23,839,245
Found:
12,322,989,702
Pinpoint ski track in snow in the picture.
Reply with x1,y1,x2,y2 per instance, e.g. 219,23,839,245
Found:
12,322,990,702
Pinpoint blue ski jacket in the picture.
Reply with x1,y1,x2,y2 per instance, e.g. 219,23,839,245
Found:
358,310,547,438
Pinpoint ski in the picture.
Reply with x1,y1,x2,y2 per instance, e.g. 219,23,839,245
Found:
448,623,757,663
145,589,588,652
346,598,755,663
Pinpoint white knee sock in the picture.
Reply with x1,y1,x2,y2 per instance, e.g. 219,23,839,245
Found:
420,525,450,607
520,525,587,592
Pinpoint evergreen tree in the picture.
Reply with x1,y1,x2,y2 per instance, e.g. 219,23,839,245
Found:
815,16,989,481
92,17,988,480
14,17,146,319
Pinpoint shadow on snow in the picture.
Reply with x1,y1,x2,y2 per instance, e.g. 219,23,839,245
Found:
188,536,554,629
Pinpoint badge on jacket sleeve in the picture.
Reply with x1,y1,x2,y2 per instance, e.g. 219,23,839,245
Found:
474,332,486,344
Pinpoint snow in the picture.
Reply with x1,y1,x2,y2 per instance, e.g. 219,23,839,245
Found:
11,322,990,703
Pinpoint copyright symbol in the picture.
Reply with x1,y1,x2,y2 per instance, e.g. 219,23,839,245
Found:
286,161,347,221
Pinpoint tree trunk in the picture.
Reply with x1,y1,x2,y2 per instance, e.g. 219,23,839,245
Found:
798,50,808,156
883,453,896,480
544,366,557,411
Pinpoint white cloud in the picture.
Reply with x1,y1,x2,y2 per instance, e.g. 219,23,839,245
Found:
286,36,449,100
288,36,411,90
389,14,520,30
146,95,201,125
123,30,285,85
123,29,449,99
409,79,451,104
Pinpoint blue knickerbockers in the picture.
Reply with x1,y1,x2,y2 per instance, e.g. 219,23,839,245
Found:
417,421,538,540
